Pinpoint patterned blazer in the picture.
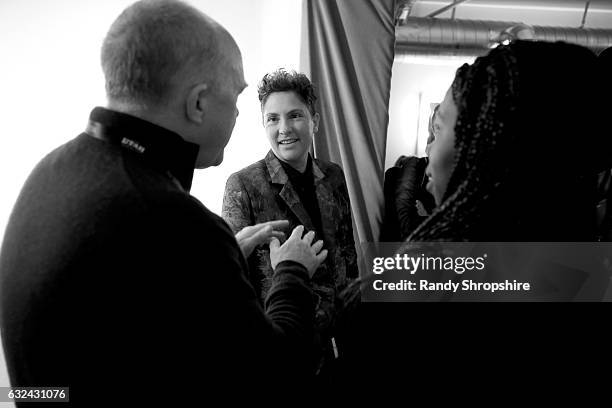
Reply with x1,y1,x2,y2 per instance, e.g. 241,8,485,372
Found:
222,150,358,333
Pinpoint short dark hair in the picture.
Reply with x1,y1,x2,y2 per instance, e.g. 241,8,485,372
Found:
101,0,220,107
257,69,317,115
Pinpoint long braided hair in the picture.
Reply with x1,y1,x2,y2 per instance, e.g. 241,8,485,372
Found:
409,41,608,242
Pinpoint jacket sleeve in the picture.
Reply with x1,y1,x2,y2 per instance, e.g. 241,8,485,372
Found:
337,167,359,280
154,193,315,384
222,172,253,234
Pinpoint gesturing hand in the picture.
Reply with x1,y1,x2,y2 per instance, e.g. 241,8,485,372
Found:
235,220,289,258
269,225,328,278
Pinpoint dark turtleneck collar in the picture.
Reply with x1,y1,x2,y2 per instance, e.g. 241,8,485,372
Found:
86,107,199,191
279,155,314,184
278,155,323,234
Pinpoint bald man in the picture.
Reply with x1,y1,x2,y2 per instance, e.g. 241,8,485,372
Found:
0,0,325,404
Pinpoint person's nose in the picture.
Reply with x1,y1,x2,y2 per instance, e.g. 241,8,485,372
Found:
279,117,291,136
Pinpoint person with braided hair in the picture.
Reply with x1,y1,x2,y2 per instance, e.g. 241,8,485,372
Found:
408,40,612,242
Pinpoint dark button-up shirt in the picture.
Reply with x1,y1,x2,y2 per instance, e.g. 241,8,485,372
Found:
279,156,324,236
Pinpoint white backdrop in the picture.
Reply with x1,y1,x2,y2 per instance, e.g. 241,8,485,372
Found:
0,0,302,402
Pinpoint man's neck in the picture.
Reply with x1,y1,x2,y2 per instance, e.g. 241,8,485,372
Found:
106,100,180,136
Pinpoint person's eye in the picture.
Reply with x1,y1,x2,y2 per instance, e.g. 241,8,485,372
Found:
266,116,278,123
290,112,303,119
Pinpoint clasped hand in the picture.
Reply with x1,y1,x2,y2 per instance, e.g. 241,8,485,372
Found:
235,221,327,278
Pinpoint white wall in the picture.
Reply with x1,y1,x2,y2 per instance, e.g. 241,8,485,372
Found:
192,0,303,216
0,0,302,402
385,56,475,171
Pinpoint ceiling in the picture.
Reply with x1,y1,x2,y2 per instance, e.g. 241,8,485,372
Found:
403,0,612,28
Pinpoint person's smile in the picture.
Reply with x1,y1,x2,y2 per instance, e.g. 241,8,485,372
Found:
278,137,300,146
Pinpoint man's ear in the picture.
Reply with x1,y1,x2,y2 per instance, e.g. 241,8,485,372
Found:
186,83,210,124
312,112,320,133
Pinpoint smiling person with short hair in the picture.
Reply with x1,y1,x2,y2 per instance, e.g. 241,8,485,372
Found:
223,69,358,386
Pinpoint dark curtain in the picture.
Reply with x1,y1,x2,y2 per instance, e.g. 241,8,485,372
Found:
301,0,396,250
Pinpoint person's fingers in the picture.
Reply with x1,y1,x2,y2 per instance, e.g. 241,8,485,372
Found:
315,249,328,264
262,220,290,230
303,230,315,245
247,225,272,247
311,240,324,254
243,221,287,241
247,223,269,235
269,237,280,251
270,231,285,241
289,225,305,240
235,225,254,240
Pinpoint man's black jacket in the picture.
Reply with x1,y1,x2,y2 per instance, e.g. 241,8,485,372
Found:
0,108,314,405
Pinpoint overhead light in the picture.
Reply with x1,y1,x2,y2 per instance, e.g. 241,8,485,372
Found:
488,23,535,48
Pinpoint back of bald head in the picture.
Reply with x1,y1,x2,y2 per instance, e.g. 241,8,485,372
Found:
101,0,226,109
